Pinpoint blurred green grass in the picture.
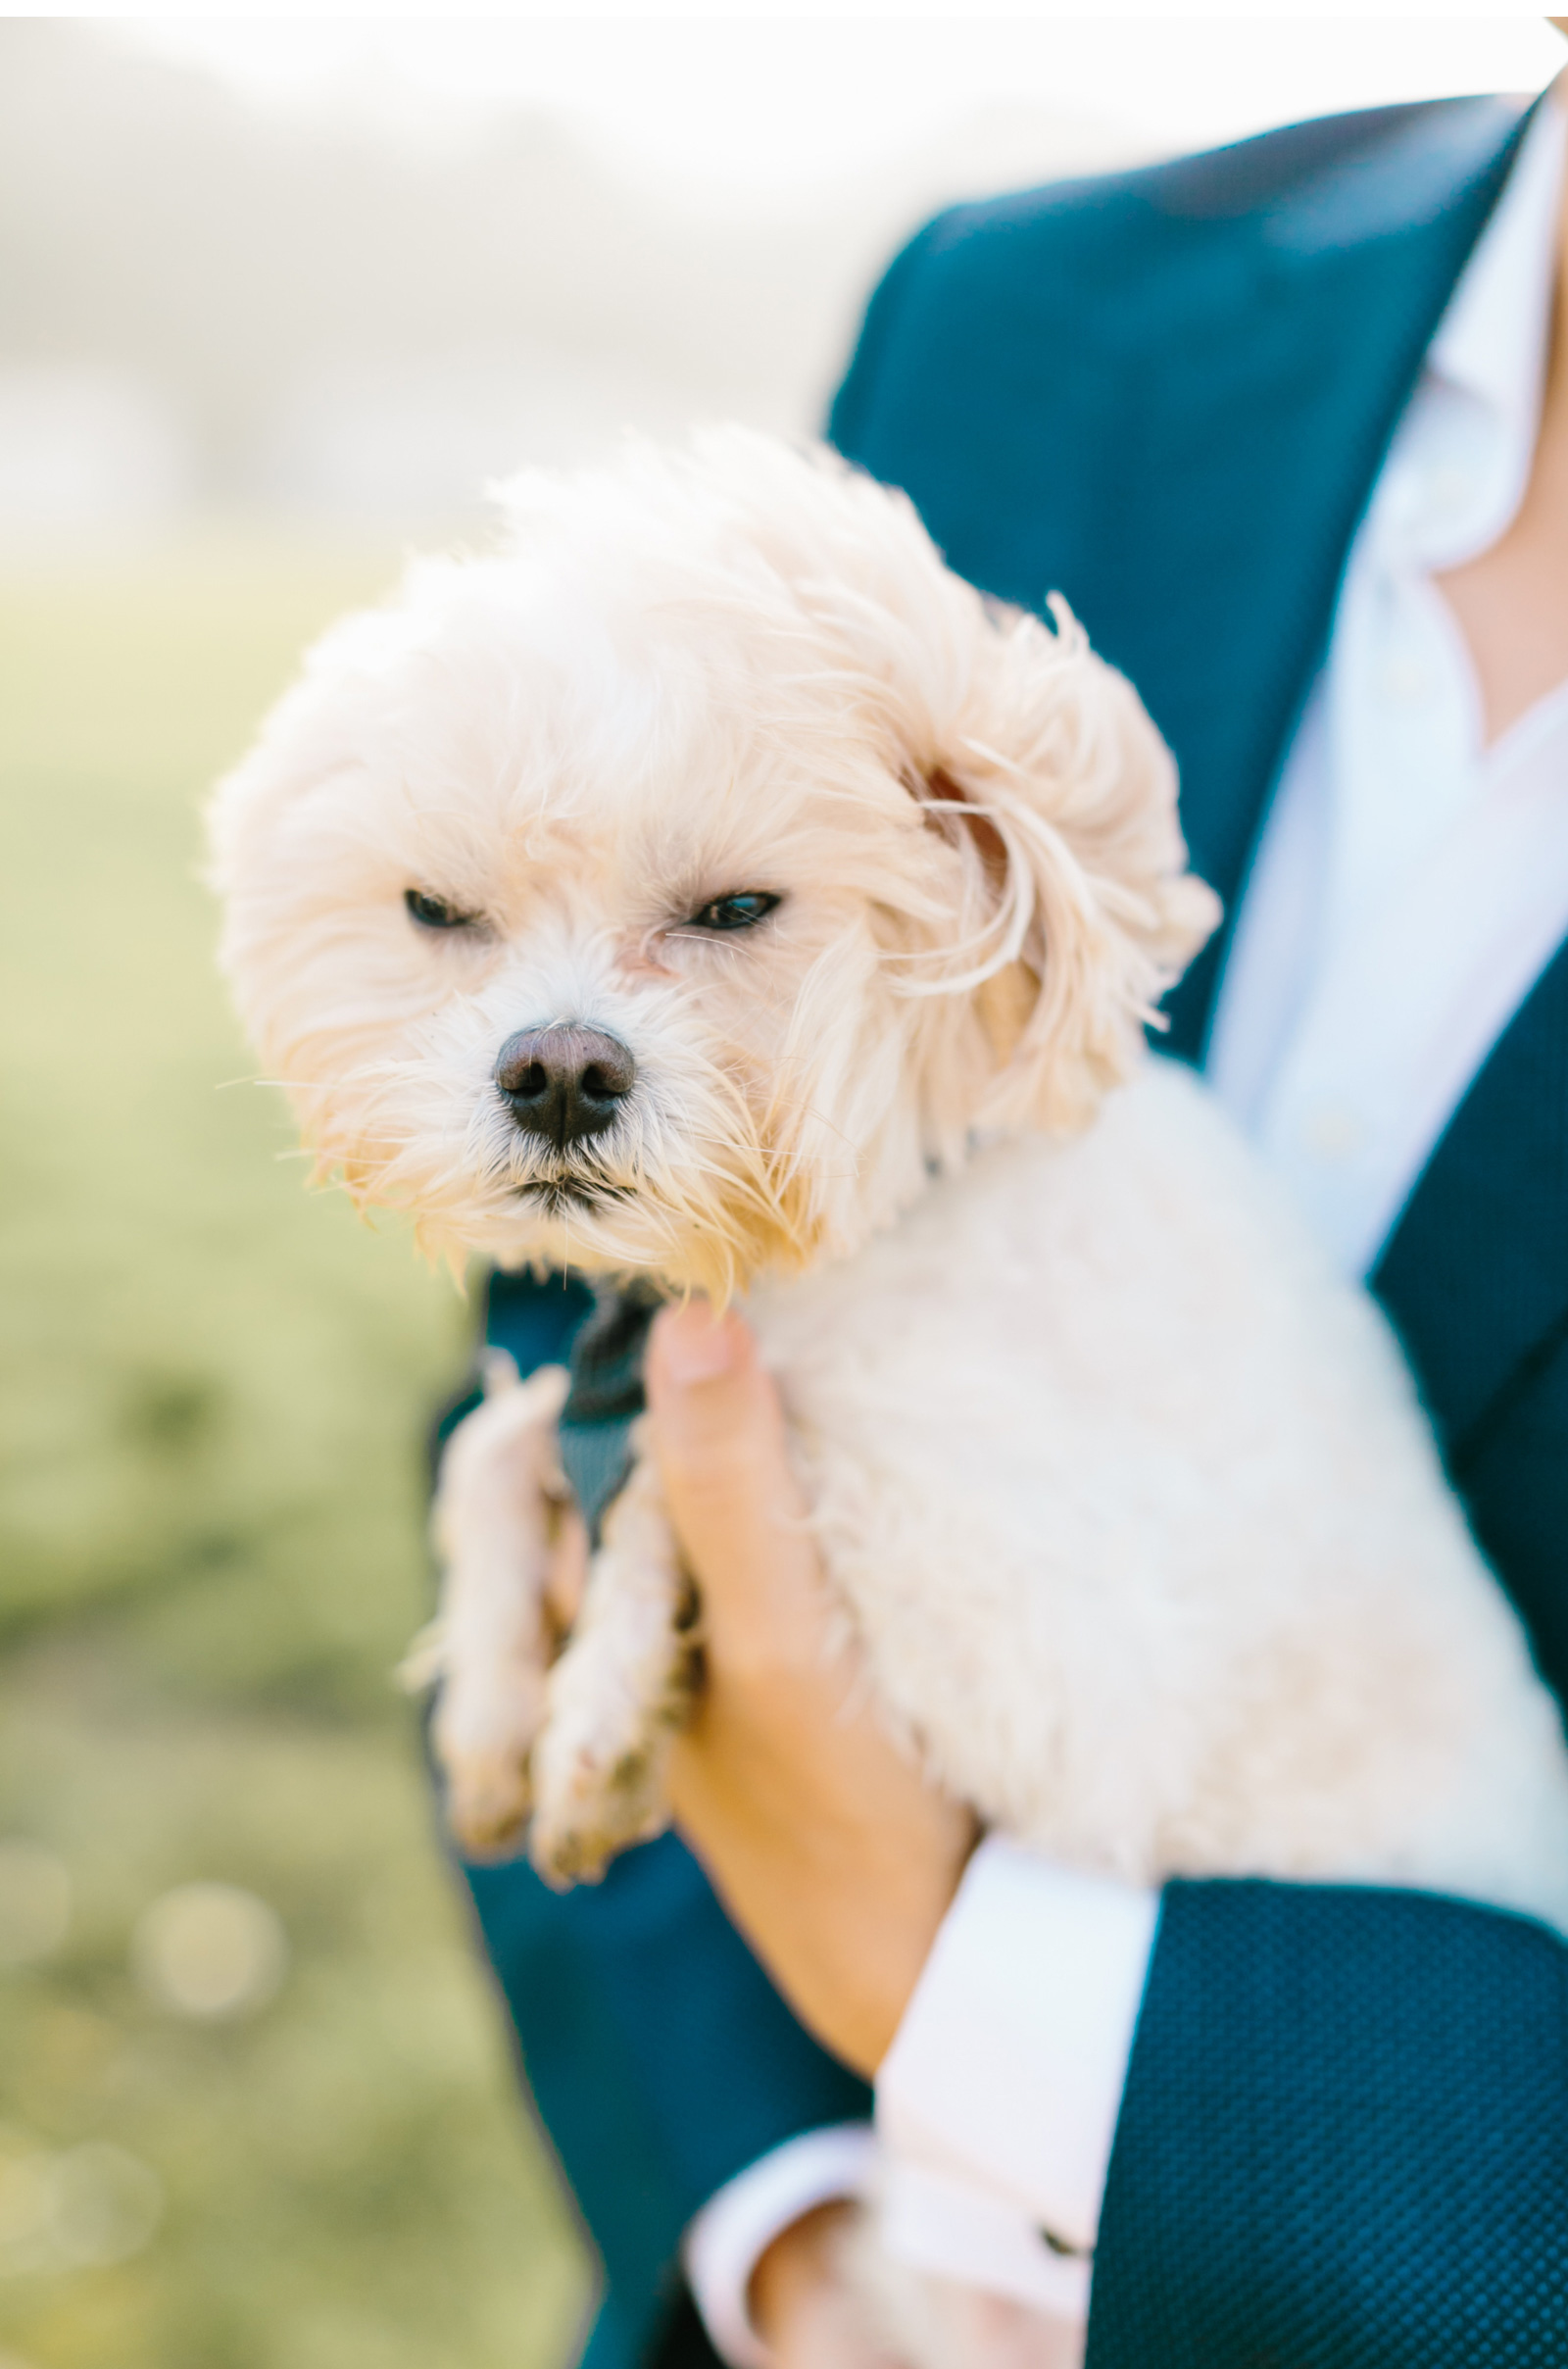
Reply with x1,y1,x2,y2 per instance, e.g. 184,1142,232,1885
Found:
0,538,588,2369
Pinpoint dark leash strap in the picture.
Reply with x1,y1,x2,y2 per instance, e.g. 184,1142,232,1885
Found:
558,1279,666,1544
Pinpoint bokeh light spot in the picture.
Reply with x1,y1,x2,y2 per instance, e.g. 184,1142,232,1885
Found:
0,2138,163,2276
132,1882,287,2019
48,2142,164,2267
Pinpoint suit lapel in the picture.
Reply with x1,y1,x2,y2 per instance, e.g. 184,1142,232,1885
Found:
837,107,1531,1063
1373,936,1568,1459
1051,94,1568,1456
1133,99,1536,1058
839,94,1559,1444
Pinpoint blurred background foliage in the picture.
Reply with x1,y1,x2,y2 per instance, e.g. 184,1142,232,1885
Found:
0,542,587,2369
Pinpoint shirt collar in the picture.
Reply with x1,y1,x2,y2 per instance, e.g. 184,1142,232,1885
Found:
1421,90,1565,502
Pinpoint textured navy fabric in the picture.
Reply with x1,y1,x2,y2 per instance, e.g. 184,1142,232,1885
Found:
1087,1884,1568,2367
449,95,1568,2368
484,1266,597,1380
1374,938,1568,1713
464,1827,868,2369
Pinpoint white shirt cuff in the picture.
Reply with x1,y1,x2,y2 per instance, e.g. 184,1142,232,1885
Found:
683,2122,878,2369
875,1836,1159,2307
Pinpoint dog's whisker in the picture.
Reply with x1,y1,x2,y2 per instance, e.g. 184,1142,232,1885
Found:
675,1127,848,1175
754,1094,862,1153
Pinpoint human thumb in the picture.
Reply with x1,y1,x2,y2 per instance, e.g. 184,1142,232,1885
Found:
646,1301,818,1651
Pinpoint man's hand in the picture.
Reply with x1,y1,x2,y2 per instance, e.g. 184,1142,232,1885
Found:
749,2203,903,2367
646,1300,976,2078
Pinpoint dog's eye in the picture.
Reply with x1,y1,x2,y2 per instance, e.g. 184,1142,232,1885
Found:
686,892,781,933
405,888,481,931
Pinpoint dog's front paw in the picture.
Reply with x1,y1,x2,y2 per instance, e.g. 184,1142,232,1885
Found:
431,1660,549,1858
526,1717,669,1887
527,1642,690,1885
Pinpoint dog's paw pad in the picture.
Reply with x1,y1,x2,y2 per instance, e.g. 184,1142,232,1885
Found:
442,1751,535,1858
528,1733,668,1885
527,1816,613,1888
433,1674,547,1856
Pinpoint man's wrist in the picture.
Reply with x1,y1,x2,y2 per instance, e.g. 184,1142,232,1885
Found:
749,2198,861,2347
684,2123,878,2368
683,1850,1160,2359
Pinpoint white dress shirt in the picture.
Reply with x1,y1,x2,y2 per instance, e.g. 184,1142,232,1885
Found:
689,91,1568,2369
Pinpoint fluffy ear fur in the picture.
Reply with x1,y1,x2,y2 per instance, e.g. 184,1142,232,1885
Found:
898,592,1221,1134
612,432,1217,1136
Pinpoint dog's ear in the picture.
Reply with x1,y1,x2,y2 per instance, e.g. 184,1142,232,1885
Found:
900,596,1221,1134
659,437,1217,1134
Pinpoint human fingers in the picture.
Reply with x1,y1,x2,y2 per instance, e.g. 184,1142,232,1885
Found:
649,1299,974,2073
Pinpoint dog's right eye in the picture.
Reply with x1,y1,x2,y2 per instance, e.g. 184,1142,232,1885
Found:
686,892,781,933
405,888,481,931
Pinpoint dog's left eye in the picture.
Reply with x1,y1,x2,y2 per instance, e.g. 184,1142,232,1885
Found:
405,888,482,931
686,892,781,933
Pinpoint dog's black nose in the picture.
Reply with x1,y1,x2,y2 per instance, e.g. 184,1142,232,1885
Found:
494,1024,636,1150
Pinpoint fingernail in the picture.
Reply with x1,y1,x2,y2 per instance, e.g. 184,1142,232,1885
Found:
657,1302,736,1385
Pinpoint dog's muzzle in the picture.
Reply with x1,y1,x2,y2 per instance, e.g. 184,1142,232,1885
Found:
495,1023,636,1151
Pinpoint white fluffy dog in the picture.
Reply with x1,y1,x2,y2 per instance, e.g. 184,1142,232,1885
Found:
211,431,1568,2364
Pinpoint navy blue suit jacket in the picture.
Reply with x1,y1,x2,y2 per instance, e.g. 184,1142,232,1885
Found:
466,94,1568,2367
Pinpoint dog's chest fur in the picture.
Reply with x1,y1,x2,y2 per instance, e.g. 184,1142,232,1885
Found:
743,1060,1568,1924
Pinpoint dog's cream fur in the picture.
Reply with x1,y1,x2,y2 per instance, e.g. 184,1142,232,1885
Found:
212,431,1568,2367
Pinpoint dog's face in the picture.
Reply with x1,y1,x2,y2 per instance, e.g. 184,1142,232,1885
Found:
211,434,1218,1296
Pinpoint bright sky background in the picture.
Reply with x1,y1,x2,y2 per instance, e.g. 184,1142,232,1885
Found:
74,13,1568,199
